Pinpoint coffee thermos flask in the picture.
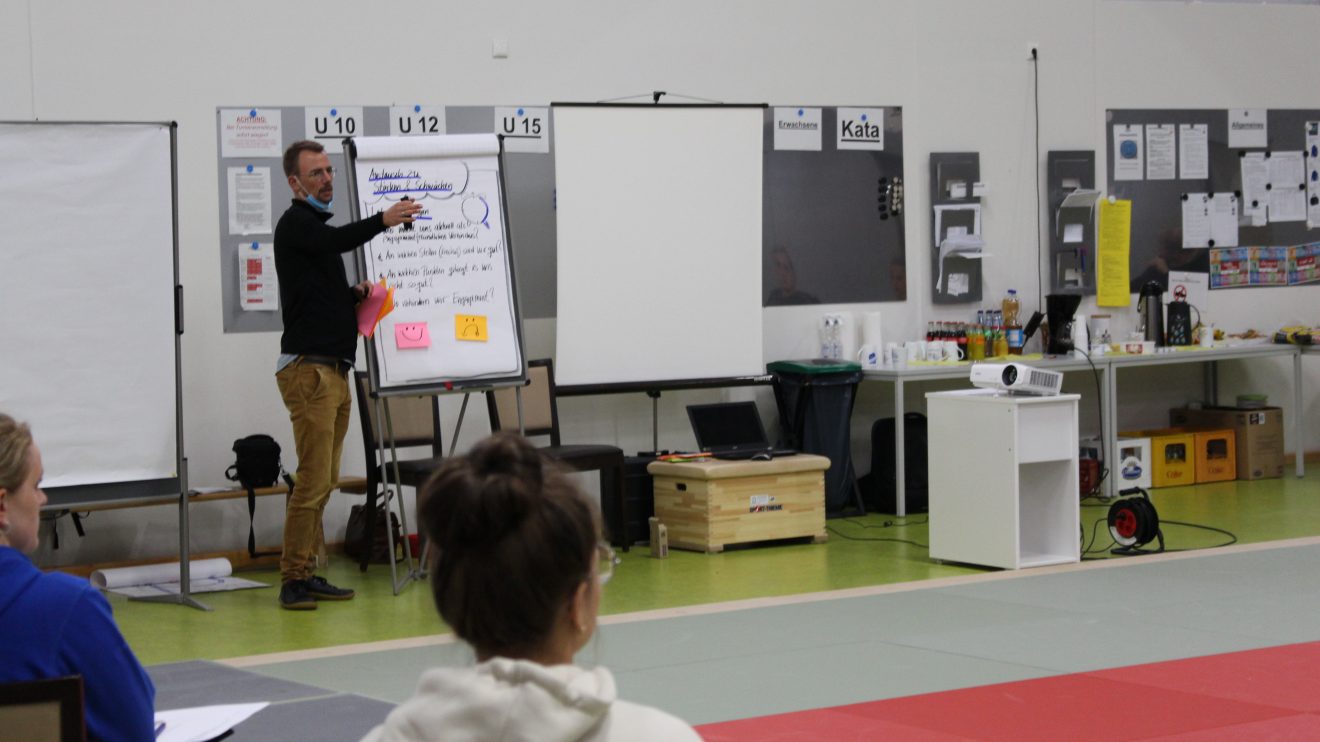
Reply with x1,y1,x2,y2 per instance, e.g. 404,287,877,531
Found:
1138,281,1166,346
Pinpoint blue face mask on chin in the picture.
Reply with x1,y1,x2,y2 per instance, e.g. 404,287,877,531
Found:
300,180,332,211
305,192,333,211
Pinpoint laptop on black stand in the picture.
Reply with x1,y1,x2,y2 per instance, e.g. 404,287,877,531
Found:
686,402,797,461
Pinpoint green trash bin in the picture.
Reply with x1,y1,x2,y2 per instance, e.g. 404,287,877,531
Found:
767,359,864,516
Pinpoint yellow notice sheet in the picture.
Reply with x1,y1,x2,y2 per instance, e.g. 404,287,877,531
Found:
1097,199,1132,307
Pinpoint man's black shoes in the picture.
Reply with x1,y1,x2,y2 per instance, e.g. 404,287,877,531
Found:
306,575,356,600
279,580,317,610
279,576,355,610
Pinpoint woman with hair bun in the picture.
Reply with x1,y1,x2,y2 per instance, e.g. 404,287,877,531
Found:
362,432,699,742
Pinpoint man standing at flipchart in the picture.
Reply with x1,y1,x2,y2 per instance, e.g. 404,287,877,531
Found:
273,140,421,610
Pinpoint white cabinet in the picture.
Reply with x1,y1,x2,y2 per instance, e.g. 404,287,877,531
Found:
926,389,1080,569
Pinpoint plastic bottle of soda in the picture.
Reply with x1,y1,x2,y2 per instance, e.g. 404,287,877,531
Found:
1003,289,1024,355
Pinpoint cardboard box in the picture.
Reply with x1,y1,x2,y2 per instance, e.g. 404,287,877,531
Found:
1169,407,1284,480
1120,429,1195,488
1191,429,1236,483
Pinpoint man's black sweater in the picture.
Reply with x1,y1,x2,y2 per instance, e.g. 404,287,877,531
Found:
273,199,387,361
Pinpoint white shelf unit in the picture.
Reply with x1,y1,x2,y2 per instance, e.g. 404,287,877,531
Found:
926,389,1080,569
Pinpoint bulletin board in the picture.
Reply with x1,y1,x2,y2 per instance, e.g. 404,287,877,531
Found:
217,102,910,336
215,105,557,332
762,106,907,305
1105,108,1320,293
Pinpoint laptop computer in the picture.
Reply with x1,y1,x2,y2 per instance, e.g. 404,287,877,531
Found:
686,402,797,460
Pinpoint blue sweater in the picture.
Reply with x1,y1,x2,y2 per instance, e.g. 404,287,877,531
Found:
0,546,155,742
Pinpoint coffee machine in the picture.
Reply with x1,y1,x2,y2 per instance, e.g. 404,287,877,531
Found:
1044,293,1082,356
1138,281,1166,346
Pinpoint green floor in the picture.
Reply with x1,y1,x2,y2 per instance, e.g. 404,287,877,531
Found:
114,470,1320,666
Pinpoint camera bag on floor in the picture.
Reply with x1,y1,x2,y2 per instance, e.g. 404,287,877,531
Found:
224,434,294,558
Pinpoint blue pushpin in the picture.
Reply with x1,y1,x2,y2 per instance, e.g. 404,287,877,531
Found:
797,108,804,117
414,105,421,113
246,164,253,173
330,108,338,117
860,114,868,122
517,108,525,117
249,109,257,118
251,241,259,250
1120,140,1139,160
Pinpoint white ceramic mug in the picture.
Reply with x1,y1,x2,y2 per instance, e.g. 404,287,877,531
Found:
885,342,901,366
857,344,879,368
942,340,965,362
925,342,944,362
1200,324,1215,348
906,341,926,362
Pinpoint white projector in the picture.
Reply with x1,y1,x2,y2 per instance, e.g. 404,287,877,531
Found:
969,362,1063,396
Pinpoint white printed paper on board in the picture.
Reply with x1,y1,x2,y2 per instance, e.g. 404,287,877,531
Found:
774,107,822,151
390,105,445,137
836,108,884,150
1113,125,1143,181
1228,108,1268,149
1307,121,1320,227
1179,124,1209,180
1145,124,1176,180
304,106,364,154
1268,150,1306,223
1181,193,1210,248
1209,192,1239,248
226,166,272,235
219,108,283,159
238,242,278,312
495,107,549,153
1240,153,1269,224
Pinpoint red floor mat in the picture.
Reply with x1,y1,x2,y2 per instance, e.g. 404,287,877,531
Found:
697,641,1320,741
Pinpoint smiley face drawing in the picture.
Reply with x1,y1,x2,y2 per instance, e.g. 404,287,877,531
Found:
455,314,488,342
395,322,430,349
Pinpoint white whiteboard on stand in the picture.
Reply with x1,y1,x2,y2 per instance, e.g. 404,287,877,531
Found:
0,122,178,489
348,134,524,391
552,105,764,387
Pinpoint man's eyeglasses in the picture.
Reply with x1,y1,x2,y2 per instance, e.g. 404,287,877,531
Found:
303,166,335,181
597,543,620,586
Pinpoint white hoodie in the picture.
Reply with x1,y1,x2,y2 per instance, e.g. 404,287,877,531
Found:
360,657,702,742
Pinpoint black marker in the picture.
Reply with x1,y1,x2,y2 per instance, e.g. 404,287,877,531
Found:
401,196,414,231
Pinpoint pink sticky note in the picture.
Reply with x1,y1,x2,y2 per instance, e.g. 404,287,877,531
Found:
395,322,431,349
357,283,387,338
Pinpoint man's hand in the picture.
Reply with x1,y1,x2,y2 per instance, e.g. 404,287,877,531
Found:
353,280,374,302
383,199,424,228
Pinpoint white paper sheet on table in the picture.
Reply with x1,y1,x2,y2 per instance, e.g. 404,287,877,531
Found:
155,702,268,742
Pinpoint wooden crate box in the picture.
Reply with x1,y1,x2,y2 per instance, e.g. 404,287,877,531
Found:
648,455,830,553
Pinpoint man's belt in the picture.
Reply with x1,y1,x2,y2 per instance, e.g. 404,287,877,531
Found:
299,355,353,374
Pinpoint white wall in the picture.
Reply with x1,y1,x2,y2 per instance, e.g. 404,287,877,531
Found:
6,0,1316,566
